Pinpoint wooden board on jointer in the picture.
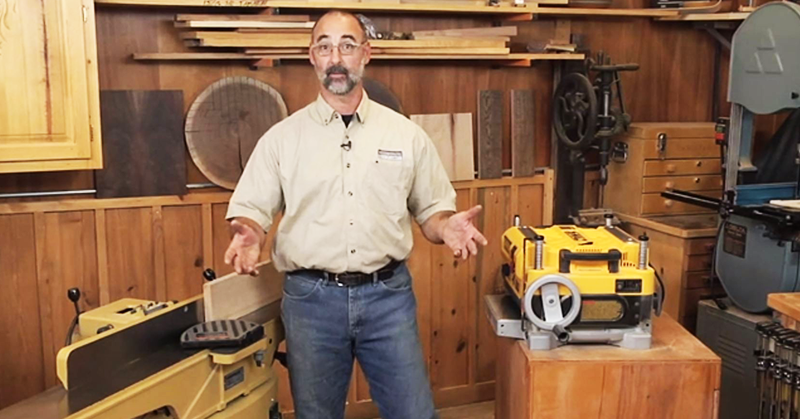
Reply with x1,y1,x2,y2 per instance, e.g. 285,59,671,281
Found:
410,113,475,182
477,91,503,180
510,90,536,178
0,214,45,409
35,211,100,388
203,261,284,321
495,314,720,419
95,91,186,198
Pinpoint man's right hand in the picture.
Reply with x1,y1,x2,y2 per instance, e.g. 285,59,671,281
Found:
224,219,264,275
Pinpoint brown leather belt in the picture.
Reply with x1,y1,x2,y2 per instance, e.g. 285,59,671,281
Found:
290,259,403,287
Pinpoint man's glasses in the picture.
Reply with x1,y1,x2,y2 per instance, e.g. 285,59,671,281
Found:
311,41,367,57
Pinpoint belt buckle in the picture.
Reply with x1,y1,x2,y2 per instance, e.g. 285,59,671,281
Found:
332,273,346,287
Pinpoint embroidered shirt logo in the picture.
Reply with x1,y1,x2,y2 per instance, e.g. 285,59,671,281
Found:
378,149,403,161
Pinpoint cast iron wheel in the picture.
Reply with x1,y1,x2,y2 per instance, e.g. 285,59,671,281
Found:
553,72,598,151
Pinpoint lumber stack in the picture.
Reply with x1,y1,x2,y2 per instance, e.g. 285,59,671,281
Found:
173,14,517,58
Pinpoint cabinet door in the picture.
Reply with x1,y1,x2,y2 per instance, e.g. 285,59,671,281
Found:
0,0,101,172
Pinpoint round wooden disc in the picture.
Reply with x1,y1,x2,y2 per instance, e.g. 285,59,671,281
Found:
185,76,288,190
363,77,404,115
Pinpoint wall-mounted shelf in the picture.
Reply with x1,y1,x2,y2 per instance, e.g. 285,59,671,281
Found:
133,51,584,66
95,0,685,19
656,11,749,21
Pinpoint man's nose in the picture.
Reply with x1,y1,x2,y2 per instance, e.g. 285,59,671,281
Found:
330,45,343,62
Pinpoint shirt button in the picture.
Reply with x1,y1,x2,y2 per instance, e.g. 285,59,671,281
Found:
348,191,353,196
350,221,354,226
346,163,351,168
345,135,349,139
350,249,356,254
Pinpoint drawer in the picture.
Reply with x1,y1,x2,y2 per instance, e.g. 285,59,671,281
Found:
642,138,719,159
685,271,721,289
642,175,723,193
686,253,713,272
687,237,716,255
641,192,719,215
643,159,721,176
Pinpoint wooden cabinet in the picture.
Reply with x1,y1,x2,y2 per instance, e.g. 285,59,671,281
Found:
606,122,720,217
619,213,725,333
0,0,102,173
495,315,721,419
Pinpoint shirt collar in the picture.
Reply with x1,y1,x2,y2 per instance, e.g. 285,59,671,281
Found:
312,89,371,126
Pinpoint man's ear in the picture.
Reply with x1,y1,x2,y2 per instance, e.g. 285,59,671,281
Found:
362,42,372,65
309,47,317,67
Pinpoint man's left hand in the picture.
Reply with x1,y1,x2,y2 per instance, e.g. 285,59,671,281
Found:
442,205,488,260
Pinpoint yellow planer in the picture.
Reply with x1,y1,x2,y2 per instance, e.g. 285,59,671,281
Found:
0,264,284,419
494,222,662,350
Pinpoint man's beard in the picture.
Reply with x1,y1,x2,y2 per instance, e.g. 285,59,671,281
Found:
318,64,363,95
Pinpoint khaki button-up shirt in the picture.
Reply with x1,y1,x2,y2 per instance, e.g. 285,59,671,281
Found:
226,92,457,273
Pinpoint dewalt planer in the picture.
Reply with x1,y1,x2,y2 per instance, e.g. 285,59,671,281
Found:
488,220,662,350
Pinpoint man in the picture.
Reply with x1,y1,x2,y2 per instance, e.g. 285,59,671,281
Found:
224,11,487,419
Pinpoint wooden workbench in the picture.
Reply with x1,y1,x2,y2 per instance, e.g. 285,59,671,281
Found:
495,315,721,419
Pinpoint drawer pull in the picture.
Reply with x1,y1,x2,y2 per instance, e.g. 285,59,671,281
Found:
696,161,703,167
666,164,676,173
694,177,700,183
665,181,675,189
664,199,673,208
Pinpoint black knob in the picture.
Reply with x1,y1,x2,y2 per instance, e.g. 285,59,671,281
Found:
639,233,649,242
67,288,81,303
792,92,799,100
203,269,217,282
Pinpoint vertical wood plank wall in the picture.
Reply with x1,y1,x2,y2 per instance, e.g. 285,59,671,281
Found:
0,173,552,415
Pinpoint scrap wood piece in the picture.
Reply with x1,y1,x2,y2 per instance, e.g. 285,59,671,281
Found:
176,13,311,22
203,260,284,321
411,26,518,38
477,90,503,179
410,113,475,182
510,90,536,177
175,20,315,29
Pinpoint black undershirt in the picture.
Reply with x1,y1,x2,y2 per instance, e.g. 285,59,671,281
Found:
342,114,354,127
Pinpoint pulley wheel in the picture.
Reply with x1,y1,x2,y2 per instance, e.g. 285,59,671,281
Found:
553,72,598,151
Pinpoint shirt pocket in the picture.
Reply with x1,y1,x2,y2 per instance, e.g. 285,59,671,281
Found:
364,159,409,216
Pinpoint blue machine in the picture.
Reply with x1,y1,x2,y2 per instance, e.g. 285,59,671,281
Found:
666,2,800,313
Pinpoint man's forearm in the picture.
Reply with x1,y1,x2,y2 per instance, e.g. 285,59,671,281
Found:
420,211,454,244
232,216,267,247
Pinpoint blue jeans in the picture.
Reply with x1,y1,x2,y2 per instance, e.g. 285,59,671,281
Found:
280,262,437,419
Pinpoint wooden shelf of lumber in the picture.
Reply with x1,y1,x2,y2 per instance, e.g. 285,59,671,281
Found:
95,0,688,19
133,51,584,66
656,11,749,20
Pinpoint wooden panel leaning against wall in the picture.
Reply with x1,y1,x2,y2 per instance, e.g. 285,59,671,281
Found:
0,173,553,416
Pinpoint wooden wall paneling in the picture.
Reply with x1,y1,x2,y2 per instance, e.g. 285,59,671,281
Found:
474,186,512,383
477,91,504,179
105,208,157,300
35,211,100,388
431,190,472,390
152,205,167,301
95,209,111,305
202,203,214,271
0,214,45,409
212,203,234,276
517,183,545,227
510,90,537,177
162,205,204,300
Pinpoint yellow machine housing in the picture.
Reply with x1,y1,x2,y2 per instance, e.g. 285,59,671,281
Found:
501,224,658,337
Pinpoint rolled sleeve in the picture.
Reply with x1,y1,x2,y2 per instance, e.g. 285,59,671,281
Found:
225,132,284,232
408,127,457,225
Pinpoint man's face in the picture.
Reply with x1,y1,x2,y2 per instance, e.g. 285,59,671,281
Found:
309,15,371,96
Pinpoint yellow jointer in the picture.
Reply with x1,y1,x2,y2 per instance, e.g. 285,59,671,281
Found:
0,281,284,419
